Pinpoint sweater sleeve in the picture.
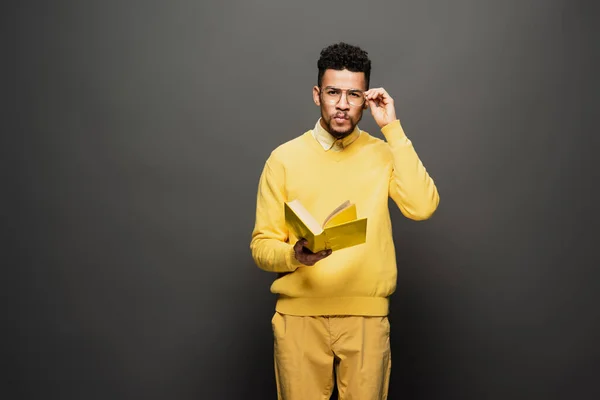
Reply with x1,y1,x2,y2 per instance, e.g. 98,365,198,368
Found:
382,119,440,220
250,156,304,272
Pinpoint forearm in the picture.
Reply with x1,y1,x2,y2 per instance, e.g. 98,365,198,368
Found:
250,158,304,273
382,120,440,220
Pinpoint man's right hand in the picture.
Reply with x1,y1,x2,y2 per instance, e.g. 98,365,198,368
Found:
294,239,332,266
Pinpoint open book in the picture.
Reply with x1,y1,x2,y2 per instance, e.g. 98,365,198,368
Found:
284,199,367,253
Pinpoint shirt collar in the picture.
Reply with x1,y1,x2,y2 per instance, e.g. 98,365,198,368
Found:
312,118,361,152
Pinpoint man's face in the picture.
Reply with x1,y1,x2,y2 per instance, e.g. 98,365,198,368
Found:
313,69,367,139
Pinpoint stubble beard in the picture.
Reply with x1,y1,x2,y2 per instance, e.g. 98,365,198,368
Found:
322,110,362,140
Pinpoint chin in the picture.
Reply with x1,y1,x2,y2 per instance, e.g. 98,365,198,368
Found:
330,128,353,139
328,122,353,136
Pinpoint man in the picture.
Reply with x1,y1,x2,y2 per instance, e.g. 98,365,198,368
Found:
250,42,440,399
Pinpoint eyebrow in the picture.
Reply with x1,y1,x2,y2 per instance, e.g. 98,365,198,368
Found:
323,86,364,91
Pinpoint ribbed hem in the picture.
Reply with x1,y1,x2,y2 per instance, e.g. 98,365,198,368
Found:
275,295,389,316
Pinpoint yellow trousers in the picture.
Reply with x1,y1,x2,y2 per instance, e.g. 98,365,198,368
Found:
272,312,391,400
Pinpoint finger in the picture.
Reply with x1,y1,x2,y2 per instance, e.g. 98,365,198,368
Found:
294,239,309,254
378,88,393,104
370,94,387,108
294,240,303,252
371,90,383,101
370,88,390,101
371,91,385,104
309,249,332,262
321,249,332,257
368,98,380,109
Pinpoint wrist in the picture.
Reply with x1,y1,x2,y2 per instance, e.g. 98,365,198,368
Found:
381,119,407,141
381,119,401,130
288,246,304,270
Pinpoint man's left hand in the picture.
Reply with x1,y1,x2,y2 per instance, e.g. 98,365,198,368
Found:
365,88,397,128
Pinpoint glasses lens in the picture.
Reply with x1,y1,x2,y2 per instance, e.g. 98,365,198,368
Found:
347,90,365,106
322,88,341,104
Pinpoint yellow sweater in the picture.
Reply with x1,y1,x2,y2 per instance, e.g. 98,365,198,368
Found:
250,120,439,316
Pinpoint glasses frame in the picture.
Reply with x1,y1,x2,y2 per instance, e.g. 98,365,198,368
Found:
319,86,366,107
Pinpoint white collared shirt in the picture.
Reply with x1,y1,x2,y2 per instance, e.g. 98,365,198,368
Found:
312,119,361,152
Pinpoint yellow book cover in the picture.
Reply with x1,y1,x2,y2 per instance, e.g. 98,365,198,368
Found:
284,199,367,253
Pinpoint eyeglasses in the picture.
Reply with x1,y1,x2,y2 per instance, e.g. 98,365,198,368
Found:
319,86,366,107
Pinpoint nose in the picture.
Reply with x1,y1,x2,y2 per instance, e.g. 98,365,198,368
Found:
336,93,350,110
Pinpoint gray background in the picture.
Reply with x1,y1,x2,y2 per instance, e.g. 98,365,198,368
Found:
6,0,599,399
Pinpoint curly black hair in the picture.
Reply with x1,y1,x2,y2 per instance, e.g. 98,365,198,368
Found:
317,42,371,89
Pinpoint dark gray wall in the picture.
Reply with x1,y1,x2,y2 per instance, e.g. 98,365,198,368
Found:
6,0,599,399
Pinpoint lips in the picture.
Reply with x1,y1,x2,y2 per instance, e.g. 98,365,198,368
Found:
333,114,348,123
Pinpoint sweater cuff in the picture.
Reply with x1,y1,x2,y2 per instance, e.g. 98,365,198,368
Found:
287,246,304,271
380,119,409,143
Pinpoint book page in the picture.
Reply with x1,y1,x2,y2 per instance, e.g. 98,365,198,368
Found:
286,200,323,235
323,203,357,229
323,200,351,227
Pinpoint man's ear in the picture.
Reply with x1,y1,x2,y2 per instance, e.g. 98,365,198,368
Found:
312,86,321,106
